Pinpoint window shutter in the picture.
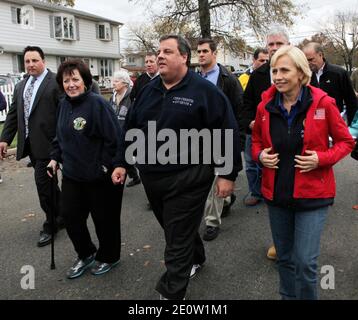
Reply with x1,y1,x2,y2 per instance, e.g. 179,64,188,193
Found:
12,55,18,73
11,7,17,24
95,23,99,39
110,25,113,41
75,19,80,40
49,15,54,38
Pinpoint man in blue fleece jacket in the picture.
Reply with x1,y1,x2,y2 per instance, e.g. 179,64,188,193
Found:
112,34,242,300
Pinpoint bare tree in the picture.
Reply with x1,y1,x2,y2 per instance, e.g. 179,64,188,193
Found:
129,0,300,40
323,11,358,72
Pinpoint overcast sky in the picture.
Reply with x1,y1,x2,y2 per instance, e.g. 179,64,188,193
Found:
74,0,358,48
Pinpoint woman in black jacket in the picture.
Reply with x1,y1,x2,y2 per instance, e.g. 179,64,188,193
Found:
48,59,124,279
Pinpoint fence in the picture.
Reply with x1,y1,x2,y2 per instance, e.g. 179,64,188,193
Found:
0,84,14,122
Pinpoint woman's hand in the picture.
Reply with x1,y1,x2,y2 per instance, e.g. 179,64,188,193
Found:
112,167,127,185
259,147,280,169
294,150,319,173
47,160,58,178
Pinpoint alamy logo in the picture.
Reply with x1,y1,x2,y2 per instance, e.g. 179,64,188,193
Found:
125,121,234,175
20,265,35,290
320,265,335,290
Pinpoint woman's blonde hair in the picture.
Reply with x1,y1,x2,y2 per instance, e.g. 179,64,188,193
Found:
270,45,312,86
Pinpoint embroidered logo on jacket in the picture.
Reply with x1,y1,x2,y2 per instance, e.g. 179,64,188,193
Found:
73,117,87,130
314,109,325,120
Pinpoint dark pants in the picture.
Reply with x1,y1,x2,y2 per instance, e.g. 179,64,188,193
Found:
28,155,62,234
61,175,124,263
127,165,139,180
141,165,214,300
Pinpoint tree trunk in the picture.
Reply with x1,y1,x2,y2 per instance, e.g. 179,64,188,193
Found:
198,0,211,38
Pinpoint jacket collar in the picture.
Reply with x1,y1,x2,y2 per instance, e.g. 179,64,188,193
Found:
153,69,193,93
262,84,327,114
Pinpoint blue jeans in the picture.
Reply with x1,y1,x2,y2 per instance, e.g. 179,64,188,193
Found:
268,205,328,300
244,134,262,198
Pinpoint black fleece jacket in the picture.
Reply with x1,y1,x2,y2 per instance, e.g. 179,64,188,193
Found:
51,91,122,182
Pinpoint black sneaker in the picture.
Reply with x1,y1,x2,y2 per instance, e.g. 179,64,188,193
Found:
203,226,219,241
190,264,203,279
221,194,236,218
126,178,141,187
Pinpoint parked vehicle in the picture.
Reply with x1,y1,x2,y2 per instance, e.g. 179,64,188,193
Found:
0,74,22,87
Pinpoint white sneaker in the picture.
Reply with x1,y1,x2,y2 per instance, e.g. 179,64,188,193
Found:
0,175,3,183
190,264,202,279
160,294,185,300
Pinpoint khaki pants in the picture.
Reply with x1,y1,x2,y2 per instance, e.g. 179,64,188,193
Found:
204,175,231,228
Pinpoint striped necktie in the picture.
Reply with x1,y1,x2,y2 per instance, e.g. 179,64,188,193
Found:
24,77,36,137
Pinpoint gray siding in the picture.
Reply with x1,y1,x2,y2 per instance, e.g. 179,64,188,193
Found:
0,1,120,57
0,54,15,74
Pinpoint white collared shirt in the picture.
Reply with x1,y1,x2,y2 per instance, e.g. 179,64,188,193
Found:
23,68,48,114
316,63,325,83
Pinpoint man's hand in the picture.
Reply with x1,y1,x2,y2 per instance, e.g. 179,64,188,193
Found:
0,142,8,160
259,147,279,169
46,160,58,178
294,150,319,173
249,120,255,130
215,177,235,198
112,167,127,185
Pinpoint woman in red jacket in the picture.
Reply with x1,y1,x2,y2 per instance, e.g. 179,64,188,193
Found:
252,45,355,300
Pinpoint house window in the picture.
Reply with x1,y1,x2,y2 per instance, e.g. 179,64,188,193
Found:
97,22,112,41
54,14,76,40
11,5,35,29
99,59,113,77
128,57,135,64
16,55,25,73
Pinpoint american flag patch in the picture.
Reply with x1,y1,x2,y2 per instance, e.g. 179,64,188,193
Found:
314,108,325,120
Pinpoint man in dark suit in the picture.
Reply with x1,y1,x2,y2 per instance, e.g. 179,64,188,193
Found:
303,42,358,126
0,46,63,247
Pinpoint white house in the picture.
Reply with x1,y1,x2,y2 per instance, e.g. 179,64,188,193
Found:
0,0,123,87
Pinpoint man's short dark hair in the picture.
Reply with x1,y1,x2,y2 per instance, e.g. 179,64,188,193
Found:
23,46,45,60
253,48,268,60
56,59,92,91
197,38,217,52
159,34,191,67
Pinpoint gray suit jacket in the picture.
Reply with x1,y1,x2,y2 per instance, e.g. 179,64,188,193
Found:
0,70,61,160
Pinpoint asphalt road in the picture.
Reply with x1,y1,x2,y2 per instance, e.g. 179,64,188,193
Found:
0,155,357,300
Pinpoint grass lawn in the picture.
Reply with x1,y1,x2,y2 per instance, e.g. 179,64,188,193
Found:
0,122,17,148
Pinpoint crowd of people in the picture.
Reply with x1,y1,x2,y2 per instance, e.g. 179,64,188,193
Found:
0,24,357,300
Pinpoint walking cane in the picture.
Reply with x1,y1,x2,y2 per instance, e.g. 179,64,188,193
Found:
47,166,57,270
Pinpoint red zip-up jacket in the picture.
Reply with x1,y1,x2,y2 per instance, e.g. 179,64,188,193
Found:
252,85,355,201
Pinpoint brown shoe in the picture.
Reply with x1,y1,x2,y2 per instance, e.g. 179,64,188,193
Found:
244,196,261,206
267,245,277,260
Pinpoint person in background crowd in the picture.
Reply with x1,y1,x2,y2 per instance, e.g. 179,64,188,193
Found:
239,48,269,91
252,45,355,299
130,52,159,102
242,25,290,260
197,38,244,241
0,91,7,183
48,59,124,279
0,46,64,247
110,70,141,187
112,34,242,300
303,42,358,125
